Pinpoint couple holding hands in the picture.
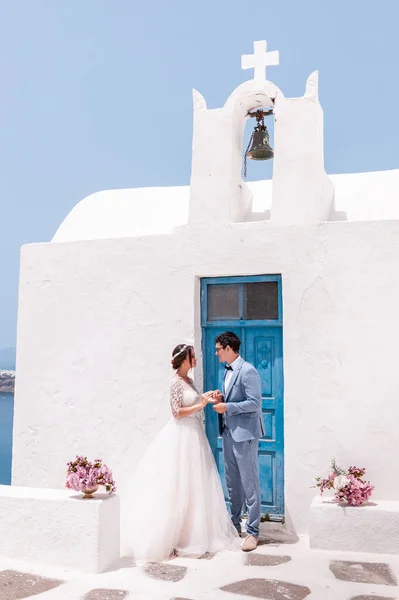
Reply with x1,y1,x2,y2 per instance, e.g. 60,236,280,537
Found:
129,331,264,563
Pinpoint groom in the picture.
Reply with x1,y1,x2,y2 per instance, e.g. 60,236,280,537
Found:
212,331,264,552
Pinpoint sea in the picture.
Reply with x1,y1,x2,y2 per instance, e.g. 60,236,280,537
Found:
0,393,14,484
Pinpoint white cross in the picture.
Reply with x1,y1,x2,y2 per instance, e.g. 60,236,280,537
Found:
241,40,279,81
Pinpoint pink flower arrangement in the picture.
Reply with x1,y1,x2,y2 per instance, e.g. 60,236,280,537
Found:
314,459,374,506
66,455,116,494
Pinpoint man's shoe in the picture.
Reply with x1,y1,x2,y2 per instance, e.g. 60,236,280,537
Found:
242,535,258,552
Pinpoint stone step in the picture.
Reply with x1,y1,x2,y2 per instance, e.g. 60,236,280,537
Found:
310,496,399,555
0,485,120,573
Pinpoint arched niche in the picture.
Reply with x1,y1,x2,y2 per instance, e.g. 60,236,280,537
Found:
224,80,284,184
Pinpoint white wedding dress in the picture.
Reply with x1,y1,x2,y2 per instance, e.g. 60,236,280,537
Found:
128,375,239,562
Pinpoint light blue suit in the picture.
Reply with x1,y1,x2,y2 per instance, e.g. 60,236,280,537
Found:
220,356,264,537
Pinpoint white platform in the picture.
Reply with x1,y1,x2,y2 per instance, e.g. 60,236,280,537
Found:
0,485,120,573
310,495,399,555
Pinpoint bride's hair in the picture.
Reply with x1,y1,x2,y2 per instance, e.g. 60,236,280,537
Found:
171,344,194,370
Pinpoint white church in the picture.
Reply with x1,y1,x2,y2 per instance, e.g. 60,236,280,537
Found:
3,40,399,570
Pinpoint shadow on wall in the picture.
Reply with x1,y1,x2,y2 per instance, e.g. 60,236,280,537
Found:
243,207,348,223
248,210,271,222
330,210,348,222
329,192,348,222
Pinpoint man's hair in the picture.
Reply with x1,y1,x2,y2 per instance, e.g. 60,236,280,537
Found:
215,331,241,353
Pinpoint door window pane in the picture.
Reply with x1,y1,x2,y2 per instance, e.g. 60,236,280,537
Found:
207,284,239,320
244,281,279,320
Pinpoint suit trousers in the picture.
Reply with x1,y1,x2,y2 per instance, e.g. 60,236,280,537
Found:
222,427,261,538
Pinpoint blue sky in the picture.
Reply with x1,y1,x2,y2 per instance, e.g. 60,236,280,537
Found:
0,0,398,349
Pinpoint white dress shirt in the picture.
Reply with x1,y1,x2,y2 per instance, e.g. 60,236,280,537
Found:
223,355,241,396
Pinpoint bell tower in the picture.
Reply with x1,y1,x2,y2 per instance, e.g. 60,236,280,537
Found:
188,41,334,226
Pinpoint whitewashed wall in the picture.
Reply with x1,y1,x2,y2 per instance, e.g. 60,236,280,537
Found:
13,62,399,553
13,218,399,552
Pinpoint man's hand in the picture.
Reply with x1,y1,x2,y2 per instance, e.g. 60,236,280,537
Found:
213,403,227,414
212,390,223,404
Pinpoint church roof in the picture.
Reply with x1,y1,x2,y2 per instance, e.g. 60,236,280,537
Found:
52,169,399,243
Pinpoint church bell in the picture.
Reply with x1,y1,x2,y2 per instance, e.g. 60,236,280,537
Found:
246,128,274,161
244,109,274,177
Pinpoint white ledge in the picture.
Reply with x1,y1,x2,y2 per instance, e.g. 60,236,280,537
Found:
310,495,399,555
0,485,120,572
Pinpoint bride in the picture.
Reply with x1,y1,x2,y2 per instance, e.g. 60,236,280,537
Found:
128,343,239,562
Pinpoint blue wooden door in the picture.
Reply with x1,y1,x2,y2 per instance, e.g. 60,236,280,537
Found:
201,276,284,519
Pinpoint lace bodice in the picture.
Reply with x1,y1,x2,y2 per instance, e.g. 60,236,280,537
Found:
170,376,202,419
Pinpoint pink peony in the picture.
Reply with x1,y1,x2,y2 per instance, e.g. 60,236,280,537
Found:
65,455,116,494
314,460,374,506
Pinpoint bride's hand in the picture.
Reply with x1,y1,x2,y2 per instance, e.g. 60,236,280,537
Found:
212,390,223,404
201,391,216,407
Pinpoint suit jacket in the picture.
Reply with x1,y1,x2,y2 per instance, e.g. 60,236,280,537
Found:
219,357,265,442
